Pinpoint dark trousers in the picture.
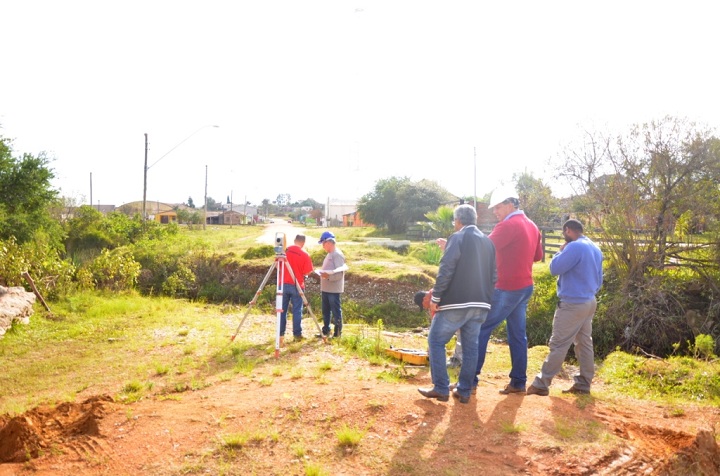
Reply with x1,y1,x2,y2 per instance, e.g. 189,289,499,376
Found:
321,292,342,337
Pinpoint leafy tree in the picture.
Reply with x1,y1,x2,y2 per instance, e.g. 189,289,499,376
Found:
64,206,116,258
357,177,408,233
0,137,63,247
205,196,222,211
395,179,455,223
554,117,720,357
309,208,324,222
176,208,191,224
513,172,558,226
294,197,322,209
177,209,202,225
276,193,291,206
358,177,455,234
555,116,720,282
187,197,195,208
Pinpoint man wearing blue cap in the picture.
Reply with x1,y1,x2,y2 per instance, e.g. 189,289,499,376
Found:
317,231,346,338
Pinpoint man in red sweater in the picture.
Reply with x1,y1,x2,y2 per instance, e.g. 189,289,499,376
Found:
471,186,543,395
280,234,314,342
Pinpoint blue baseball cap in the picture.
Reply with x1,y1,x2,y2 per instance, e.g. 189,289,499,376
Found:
318,231,336,244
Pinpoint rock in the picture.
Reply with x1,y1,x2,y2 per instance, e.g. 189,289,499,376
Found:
0,285,36,338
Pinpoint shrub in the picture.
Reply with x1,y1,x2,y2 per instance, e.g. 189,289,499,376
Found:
413,242,442,266
162,264,197,298
309,249,326,267
0,236,76,299
691,334,716,360
87,248,141,291
526,263,557,347
242,245,275,260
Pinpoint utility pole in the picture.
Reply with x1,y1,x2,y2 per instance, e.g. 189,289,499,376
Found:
203,165,208,231
143,133,148,222
473,146,477,209
143,125,218,228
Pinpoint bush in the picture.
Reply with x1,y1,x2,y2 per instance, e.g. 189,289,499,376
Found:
162,264,196,298
0,236,76,299
691,334,716,360
526,263,557,347
309,249,327,267
87,248,141,291
242,245,275,260
412,242,442,266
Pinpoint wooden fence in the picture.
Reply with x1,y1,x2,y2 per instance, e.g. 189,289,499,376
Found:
407,224,563,262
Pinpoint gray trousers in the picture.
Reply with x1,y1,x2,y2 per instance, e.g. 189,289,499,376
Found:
532,299,597,391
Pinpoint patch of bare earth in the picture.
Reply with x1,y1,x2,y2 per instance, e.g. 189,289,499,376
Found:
1,315,719,476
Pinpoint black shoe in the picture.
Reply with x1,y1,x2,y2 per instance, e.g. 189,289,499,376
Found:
452,388,470,404
293,335,304,342
417,387,449,402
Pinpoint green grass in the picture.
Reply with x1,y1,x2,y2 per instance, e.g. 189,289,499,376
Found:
335,423,365,447
219,432,249,449
3,223,720,416
597,351,720,404
0,290,247,414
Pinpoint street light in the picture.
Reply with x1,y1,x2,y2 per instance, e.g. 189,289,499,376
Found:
142,125,219,222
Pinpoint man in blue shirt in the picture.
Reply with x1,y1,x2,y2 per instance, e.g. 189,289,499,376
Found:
527,219,603,396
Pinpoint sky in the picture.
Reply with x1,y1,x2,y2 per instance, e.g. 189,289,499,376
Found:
2,1,720,208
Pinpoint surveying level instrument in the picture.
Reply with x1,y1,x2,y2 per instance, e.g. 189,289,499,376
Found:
274,232,286,254
231,232,326,357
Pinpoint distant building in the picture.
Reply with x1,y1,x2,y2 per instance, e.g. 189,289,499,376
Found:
220,210,244,225
155,210,178,224
342,211,367,227
325,199,357,226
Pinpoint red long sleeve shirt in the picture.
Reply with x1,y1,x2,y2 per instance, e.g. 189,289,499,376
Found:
489,211,543,290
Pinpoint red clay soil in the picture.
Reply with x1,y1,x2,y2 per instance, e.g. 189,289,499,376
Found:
1,319,719,476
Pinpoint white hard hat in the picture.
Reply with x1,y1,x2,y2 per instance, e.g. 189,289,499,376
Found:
488,185,518,209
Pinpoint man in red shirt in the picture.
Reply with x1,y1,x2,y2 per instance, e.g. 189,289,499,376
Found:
280,234,314,342
472,186,543,395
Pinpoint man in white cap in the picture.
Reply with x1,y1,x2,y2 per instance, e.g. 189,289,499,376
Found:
470,184,543,395
317,231,346,338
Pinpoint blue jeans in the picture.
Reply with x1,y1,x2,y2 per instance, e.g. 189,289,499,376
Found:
428,307,488,398
474,286,534,389
280,284,305,337
321,292,342,337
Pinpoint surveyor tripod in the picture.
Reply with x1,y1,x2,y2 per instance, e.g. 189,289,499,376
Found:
230,253,325,357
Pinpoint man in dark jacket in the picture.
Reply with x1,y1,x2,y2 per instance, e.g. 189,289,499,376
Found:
418,204,497,404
